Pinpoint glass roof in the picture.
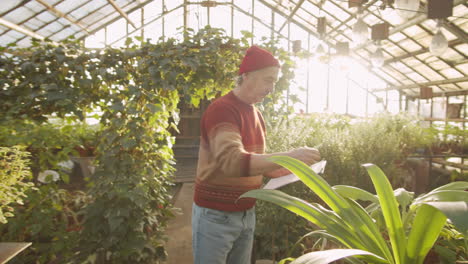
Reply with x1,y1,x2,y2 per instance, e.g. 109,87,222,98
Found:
0,0,466,97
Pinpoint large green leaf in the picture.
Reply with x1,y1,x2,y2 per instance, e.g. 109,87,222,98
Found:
346,199,394,263
286,230,343,257
406,204,447,264
289,249,386,264
413,190,468,206
363,164,406,264
430,181,468,192
425,201,468,237
267,157,389,258
332,185,378,203
268,156,350,214
240,189,365,249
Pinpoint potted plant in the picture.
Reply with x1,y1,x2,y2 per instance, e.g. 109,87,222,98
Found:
241,156,468,264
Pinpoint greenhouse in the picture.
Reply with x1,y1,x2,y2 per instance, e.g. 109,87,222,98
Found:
0,0,467,263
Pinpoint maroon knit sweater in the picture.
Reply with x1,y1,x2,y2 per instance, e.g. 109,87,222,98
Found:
193,91,266,211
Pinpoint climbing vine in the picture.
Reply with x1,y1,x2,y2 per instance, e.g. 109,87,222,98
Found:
0,26,295,263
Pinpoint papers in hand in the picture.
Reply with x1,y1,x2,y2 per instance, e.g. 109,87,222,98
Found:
263,160,327,190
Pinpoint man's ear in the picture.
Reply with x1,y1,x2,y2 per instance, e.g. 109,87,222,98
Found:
241,72,249,81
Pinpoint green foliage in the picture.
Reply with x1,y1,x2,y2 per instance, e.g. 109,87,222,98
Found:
242,156,468,264
67,122,100,157
0,146,35,223
265,112,434,189
76,27,244,263
316,113,434,190
427,123,468,154
0,120,82,176
435,225,468,263
1,26,272,263
0,184,91,263
255,112,435,260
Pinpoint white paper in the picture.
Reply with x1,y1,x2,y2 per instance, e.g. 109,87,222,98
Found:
263,160,327,190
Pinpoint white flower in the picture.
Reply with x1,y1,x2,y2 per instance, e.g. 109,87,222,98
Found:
58,160,75,170
38,170,60,183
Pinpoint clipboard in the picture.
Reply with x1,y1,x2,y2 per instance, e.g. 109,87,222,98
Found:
263,160,327,190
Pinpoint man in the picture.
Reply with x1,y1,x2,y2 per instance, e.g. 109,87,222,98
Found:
192,45,321,264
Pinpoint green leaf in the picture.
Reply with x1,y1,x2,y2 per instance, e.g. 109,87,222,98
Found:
61,173,70,184
413,190,468,206
267,156,390,259
431,181,468,192
147,103,163,114
363,164,406,264
122,138,137,149
425,201,468,237
111,101,124,112
125,37,133,46
290,249,386,264
346,198,394,262
240,189,365,250
268,156,349,215
278,257,295,264
286,230,342,257
406,204,447,264
332,185,378,203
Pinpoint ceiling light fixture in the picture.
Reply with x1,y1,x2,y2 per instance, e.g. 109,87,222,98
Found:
352,15,369,45
427,0,453,57
316,42,325,54
371,45,385,68
430,20,448,56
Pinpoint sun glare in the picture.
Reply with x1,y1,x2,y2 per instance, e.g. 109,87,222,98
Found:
289,54,387,116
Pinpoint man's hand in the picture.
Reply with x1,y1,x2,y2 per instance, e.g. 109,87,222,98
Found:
288,147,321,165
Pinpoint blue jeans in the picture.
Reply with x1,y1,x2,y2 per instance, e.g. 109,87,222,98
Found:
192,203,255,264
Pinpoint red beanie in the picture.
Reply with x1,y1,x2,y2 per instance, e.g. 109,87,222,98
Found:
238,46,280,75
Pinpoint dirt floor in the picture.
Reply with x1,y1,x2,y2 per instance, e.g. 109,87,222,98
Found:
164,182,195,264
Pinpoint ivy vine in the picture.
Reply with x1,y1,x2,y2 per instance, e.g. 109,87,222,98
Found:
0,26,296,263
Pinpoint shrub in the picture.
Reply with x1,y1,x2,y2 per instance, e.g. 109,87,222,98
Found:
0,146,35,224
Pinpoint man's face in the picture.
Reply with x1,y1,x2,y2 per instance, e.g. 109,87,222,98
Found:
242,66,280,104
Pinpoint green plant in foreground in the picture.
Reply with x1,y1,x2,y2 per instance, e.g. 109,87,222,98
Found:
241,156,468,264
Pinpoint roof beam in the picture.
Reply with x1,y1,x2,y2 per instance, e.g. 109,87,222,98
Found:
327,0,379,36
106,3,184,46
377,76,468,91
257,0,400,91
278,0,305,32
432,89,468,97
354,0,465,51
35,0,90,35
0,0,29,17
407,89,468,99
441,19,468,44
107,0,137,29
383,39,463,66
258,0,322,41
317,1,426,87
0,17,45,40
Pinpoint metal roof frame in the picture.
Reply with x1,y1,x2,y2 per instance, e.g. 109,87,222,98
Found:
0,0,466,98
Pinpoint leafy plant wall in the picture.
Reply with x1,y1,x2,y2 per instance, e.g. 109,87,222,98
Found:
0,27,297,263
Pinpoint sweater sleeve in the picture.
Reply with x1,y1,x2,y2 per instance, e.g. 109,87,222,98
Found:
202,103,251,178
